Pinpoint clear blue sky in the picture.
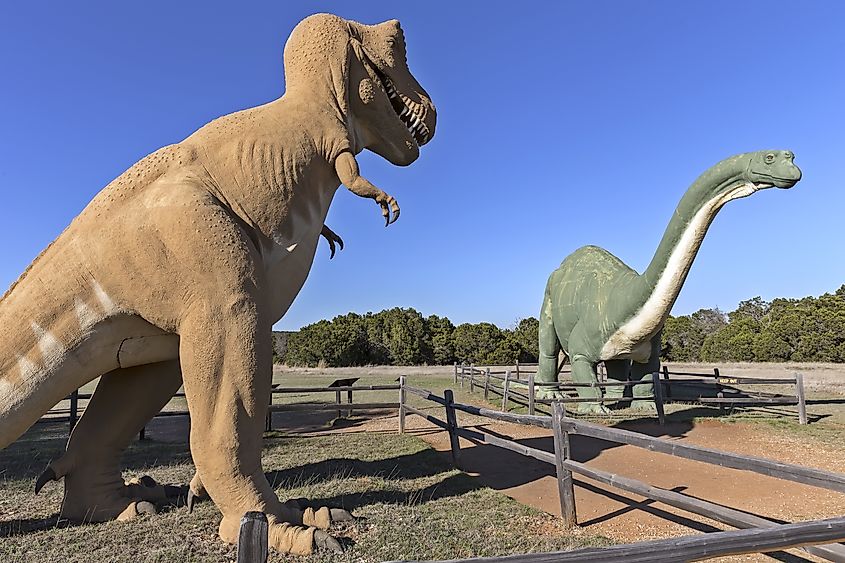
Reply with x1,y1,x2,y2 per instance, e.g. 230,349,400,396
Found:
2,1,844,331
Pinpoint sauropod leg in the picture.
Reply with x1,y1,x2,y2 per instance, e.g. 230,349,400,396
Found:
536,292,564,400
570,355,610,415
629,333,660,412
41,360,183,522
603,359,630,400
178,298,340,555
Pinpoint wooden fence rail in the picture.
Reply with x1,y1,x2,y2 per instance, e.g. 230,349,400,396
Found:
454,362,808,425
44,381,402,437
398,380,845,561
389,516,845,563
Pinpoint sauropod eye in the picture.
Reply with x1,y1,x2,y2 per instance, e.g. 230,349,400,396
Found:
765,153,775,164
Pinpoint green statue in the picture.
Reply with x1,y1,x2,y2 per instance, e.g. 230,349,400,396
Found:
537,151,802,414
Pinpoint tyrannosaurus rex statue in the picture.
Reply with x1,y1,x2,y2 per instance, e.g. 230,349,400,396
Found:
0,13,435,555
537,151,801,414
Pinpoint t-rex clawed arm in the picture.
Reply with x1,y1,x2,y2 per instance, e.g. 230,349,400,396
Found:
320,225,344,258
335,151,400,226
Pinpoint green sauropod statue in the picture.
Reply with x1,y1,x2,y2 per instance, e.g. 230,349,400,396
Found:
537,151,802,414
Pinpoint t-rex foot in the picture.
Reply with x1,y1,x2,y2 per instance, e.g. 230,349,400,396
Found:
286,497,354,527
219,513,343,556
35,461,182,522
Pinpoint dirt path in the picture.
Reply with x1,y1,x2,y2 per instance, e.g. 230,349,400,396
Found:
356,411,845,561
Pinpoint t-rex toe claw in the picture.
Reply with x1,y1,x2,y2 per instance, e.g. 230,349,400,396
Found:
34,465,57,494
136,501,157,515
187,489,197,513
314,530,343,552
330,508,354,522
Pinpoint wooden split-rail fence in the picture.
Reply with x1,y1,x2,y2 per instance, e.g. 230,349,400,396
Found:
396,378,845,562
42,380,401,438
453,362,809,425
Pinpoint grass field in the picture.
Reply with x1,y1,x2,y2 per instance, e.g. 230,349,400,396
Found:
0,415,608,562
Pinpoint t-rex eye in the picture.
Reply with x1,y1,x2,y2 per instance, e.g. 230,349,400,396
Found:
765,153,775,164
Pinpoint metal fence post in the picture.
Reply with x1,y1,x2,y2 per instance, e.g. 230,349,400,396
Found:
502,370,511,412
528,372,536,416
399,376,406,434
552,402,576,527
237,511,268,563
484,368,490,401
652,371,666,425
795,372,807,425
68,389,79,435
444,389,461,469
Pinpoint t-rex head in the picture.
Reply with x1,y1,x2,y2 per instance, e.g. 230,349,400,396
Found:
746,150,802,189
283,14,436,166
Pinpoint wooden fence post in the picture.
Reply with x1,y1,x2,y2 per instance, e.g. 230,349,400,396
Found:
335,389,342,420
662,365,672,399
68,389,79,434
469,366,475,392
552,402,577,527
795,372,807,425
528,373,536,416
237,511,268,563
265,392,273,432
444,389,461,469
501,370,511,412
714,367,724,413
453,362,458,384
399,376,406,434
347,388,354,418
484,368,490,401
652,371,666,425
515,360,521,381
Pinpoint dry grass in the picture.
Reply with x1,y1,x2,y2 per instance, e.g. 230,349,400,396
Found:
0,424,608,562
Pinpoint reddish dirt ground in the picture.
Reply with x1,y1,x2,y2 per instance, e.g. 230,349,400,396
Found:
391,414,845,561
140,406,845,561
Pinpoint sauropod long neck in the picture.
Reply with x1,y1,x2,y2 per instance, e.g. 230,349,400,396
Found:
618,159,755,344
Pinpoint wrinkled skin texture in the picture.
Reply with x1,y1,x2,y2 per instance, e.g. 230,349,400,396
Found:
538,151,801,414
0,13,435,555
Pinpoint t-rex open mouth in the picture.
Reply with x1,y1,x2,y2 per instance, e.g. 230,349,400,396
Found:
377,71,431,146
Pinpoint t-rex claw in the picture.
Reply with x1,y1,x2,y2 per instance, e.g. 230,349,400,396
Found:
187,489,197,513
136,501,157,516
34,465,57,494
329,508,354,522
314,529,343,552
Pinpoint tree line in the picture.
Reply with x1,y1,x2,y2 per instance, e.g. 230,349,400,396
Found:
279,285,845,367
281,307,540,367
661,285,845,363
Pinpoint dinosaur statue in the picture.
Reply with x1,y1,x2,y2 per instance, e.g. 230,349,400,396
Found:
536,151,801,414
0,13,435,555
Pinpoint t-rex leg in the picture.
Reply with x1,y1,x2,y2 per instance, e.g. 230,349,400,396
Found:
603,359,630,401
36,359,183,522
629,332,661,412
570,355,610,415
178,299,339,555
536,292,564,400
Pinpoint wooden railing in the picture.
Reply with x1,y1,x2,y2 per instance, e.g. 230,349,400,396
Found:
399,380,845,562
453,362,808,424
42,381,401,438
